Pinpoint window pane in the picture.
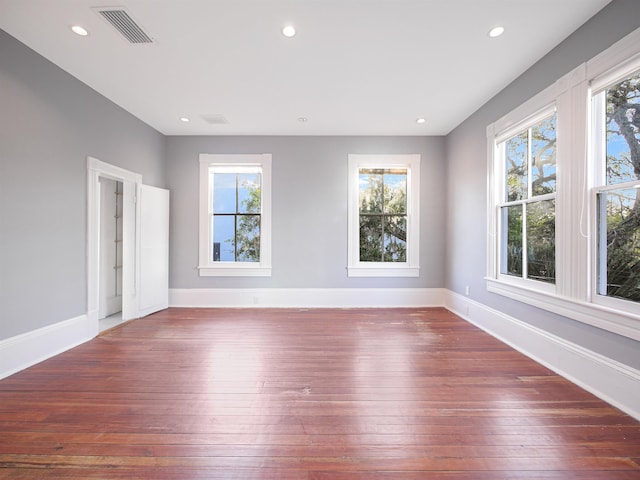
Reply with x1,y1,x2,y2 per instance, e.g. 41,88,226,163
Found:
383,171,407,214
501,205,523,276
598,188,640,302
213,215,235,261
213,173,236,214
359,215,383,262
505,132,528,201
383,216,406,262
531,115,557,196
359,171,383,213
526,199,556,284
238,173,261,214
236,215,261,262
606,72,640,186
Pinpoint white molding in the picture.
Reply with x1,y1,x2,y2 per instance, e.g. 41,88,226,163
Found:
170,287,445,308
587,26,640,92
487,279,640,341
444,290,640,421
347,154,420,277
87,157,142,323
0,314,96,380
198,154,272,276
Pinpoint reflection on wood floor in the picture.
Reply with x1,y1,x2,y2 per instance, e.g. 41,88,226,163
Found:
0,307,639,479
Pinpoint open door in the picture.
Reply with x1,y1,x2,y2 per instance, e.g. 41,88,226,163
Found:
137,184,170,317
88,158,170,333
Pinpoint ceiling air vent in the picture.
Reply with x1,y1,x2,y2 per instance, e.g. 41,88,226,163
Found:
94,7,154,44
201,114,230,125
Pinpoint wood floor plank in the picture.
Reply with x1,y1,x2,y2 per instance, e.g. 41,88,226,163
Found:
0,307,638,478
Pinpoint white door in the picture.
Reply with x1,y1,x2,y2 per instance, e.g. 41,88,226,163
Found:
137,184,170,317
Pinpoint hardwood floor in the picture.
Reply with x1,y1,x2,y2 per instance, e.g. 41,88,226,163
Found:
0,307,639,479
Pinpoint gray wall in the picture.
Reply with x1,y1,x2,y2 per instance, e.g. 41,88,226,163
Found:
0,29,165,340
166,136,445,289
444,0,640,370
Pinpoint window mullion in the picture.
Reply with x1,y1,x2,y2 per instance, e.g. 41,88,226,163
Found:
596,192,608,296
522,203,528,280
527,127,533,199
381,174,385,262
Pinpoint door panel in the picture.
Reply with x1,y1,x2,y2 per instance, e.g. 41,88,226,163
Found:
138,184,170,317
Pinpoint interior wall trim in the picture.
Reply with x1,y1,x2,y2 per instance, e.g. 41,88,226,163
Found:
169,287,446,309
0,314,96,381
444,290,640,421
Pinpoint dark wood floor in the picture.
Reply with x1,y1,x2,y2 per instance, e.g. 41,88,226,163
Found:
0,307,639,479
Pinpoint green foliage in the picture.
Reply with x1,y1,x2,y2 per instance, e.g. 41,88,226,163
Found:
359,171,407,262
604,74,640,302
503,115,556,283
526,200,555,283
234,179,261,262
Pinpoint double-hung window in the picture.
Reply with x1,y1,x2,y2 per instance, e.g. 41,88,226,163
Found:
591,69,640,310
198,154,272,276
497,110,557,287
487,27,640,339
348,154,420,277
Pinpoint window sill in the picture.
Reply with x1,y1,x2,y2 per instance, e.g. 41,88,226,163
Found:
486,277,640,341
198,265,272,277
348,265,419,278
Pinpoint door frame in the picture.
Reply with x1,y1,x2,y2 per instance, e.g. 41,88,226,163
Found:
87,157,142,330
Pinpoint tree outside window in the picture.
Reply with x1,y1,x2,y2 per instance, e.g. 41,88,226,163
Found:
358,168,407,263
499,113,557,284
597,72,640,303
212,171,261,263
347,154,420,277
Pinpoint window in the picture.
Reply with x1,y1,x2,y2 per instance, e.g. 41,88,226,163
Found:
498,112,557,286
592,70,640,307
348,154,420,277
198,154,271,276
486,27,640,340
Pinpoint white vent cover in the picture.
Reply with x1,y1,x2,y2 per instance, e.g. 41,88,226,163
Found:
201,114,230,125
93,7,154,44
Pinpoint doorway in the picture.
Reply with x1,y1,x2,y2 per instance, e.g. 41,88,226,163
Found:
87,157,141,333
98,177,123,330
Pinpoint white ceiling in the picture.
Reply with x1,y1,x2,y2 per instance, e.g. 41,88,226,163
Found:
0,0,611,136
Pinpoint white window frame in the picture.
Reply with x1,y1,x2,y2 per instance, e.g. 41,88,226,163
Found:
493,104,558,295
486,27,640,341
589,56,640,317
347,154,420,277
198,154,272,277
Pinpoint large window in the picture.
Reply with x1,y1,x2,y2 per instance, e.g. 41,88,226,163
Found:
198,154,271,276
498,113,557,285
593,71,640,306
348,154,420,277
486,27,640,339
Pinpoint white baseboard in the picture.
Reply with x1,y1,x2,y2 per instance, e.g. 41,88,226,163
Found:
0,314,97,380
444,290,640,421
170,287,446,308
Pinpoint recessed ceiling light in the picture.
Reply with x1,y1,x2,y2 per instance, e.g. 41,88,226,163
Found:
180,117,190,123
416,118,426,124
282,25,296,38
71,25,89,36
489,26,504,38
